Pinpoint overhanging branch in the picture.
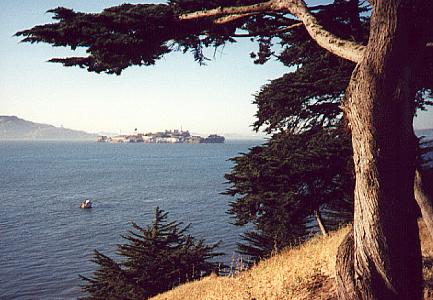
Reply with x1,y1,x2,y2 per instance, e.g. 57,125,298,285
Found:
179,1,278,20
214,13,258,25
179,0,366,63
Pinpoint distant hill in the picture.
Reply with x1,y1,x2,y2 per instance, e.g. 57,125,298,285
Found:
0,116,96,140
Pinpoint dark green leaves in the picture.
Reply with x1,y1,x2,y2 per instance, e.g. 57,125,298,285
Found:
80,207,222,299
16,3,245,74
17,5,181,74
225,128,354,262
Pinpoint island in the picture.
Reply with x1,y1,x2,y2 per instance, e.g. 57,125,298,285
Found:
97,129,225,144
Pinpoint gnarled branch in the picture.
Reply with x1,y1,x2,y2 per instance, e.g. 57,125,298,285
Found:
179,0,366,63
214,13,258,25
179,1,278,21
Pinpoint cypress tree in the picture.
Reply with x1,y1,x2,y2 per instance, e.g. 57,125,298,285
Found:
224,3,433,261
225,127,354,262
222,3,366,261
80,207,222,299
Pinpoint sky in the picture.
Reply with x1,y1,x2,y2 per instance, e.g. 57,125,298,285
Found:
1,1,432,137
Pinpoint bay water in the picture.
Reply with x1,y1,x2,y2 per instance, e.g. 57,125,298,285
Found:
0,141,260,299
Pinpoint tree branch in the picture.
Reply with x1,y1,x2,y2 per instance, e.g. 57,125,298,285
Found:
232,22,303,37
214,13,258,25
179,1,278,21
179,0,366,63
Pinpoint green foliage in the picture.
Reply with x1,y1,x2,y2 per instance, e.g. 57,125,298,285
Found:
15,3,240,73
225,128,354,261
79,250,141,299
17,5,174,74
80,207,222,299
253,0,368,132
252,60,351,133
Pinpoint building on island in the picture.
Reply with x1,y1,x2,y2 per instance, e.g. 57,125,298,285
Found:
97,135,109,143
186,136,203,144
109,135,128,143
96,129,224,144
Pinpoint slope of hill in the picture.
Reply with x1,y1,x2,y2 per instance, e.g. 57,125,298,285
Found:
151,221,433,300
0,116,96,140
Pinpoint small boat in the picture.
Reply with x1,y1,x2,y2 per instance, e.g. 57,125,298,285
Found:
80,199,92,209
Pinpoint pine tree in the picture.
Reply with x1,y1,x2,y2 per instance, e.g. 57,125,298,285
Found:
80,250,140,300
80,207,222,299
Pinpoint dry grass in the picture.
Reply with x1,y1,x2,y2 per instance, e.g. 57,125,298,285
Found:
152,221,433,300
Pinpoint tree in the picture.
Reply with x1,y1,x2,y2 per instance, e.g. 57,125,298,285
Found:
220,1,432,267
17,1,433,298
80,207,222,299
228,96,433,265
224,5,364,261
225,128,354,261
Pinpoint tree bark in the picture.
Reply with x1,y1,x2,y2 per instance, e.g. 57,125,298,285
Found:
338,1,424,299
314,209,328,237
415,168,433,239
335,231,356,300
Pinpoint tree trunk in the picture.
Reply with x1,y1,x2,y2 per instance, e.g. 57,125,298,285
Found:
335,231,356,300
415,168,433,239
337,1,424,299
314,209,328,237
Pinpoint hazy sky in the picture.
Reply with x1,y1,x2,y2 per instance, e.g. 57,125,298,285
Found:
1,1,432,136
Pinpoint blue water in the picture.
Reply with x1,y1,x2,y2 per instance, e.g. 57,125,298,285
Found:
0,141,260,299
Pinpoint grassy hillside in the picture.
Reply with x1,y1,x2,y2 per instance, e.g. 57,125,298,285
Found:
152,221,433,300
